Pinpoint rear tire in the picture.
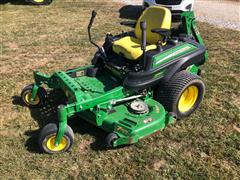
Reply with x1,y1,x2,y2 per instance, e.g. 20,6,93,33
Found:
155,71,205,119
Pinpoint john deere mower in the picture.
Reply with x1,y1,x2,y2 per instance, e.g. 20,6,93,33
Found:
21,6,208,154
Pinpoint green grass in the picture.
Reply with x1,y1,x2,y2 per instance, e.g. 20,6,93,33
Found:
0,0,240,179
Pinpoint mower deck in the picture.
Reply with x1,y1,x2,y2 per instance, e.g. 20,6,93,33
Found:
80,98,175,147
40,71,174,147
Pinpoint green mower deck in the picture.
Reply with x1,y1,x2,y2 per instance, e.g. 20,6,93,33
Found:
31,69,175,147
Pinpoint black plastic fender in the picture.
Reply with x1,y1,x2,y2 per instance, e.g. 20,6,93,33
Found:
123,41,206,91
161,44,206,83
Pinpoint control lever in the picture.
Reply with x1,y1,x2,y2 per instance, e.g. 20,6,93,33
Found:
87,10,107,59
140,21,147,69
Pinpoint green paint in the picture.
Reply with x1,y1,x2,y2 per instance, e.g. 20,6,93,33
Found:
55,106,67,146
66,64,94,74
154,70,166,78
187,64,199,74
30,84,39,101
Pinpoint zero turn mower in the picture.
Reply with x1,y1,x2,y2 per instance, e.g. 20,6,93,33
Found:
21,6,208,154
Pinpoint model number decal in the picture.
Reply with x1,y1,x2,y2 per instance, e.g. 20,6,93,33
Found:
155,46,192,65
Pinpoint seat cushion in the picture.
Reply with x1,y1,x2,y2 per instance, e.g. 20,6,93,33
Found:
112,36,156,60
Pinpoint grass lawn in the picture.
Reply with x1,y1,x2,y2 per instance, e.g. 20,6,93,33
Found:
0,0,239,179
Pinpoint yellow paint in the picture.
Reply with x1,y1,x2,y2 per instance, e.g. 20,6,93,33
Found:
112,36,156,60
178,85,199,113
33,0,44,2
24,92,40,105
46,136,68,152
135,6,172,44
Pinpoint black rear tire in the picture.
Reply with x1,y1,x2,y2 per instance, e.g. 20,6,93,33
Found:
155,71,205,119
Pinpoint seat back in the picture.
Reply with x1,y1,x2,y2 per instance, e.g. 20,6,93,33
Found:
135,6,172,44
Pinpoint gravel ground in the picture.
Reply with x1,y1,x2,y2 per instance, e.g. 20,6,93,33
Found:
119,0,240,31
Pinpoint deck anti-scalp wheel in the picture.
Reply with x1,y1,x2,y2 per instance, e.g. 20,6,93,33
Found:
21,84,46,108
38,123,74,154
155,71,205,119
28,0,52,5
105,133,119,148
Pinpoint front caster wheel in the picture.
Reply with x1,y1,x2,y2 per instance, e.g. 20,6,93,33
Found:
105,133,118,148
38,123,74,154
21,84,47,108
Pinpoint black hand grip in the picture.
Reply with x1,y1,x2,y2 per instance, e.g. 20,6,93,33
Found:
151,28,170,36
120,21,136,28
88,10,97,29
140,21,147,50
92,10,97,18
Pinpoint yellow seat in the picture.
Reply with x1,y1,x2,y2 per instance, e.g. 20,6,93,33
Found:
113,6,172,60
113,36,157,60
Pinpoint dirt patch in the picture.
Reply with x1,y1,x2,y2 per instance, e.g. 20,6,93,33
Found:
153,159,166,171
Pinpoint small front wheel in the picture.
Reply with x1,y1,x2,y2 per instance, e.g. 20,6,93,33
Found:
38,123,74,154
105,133,118,148
21,84,46,108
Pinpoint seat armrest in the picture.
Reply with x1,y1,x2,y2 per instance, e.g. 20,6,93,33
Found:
151,28,170,36
120,21,137,28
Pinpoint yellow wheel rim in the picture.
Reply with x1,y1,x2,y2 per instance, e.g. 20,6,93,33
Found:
178,85,199,113
24,92,40,105
46,136,68,152
33,0,44,2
